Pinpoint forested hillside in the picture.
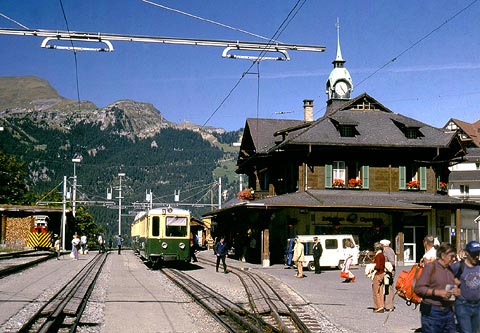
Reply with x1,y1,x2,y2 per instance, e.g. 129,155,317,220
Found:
0,76,243,236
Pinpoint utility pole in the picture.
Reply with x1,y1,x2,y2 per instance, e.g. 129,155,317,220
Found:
117,173,125,236
218,177,222,209
146,189,153,211
61,176,67,250
71,158,81,217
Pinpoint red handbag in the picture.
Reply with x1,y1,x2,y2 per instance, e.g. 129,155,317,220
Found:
340,271,349,278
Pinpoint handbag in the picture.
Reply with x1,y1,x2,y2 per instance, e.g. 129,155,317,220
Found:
340,270,349,278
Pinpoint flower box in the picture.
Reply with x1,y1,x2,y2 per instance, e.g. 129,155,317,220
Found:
348,178,362,189
237,188,255,200
406,180,420,190
332,179,345,188
438,181,448,193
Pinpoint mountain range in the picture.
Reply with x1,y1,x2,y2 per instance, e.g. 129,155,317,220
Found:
0,76,243,234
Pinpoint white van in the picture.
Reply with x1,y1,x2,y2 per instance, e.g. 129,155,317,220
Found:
286,234,359,270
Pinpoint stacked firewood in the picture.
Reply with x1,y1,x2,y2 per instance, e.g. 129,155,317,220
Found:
5,216,34,247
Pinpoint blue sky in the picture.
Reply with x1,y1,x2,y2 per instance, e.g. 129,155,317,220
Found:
1,1,479,131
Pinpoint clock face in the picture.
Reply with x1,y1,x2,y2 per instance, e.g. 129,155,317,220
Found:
334,81,349,96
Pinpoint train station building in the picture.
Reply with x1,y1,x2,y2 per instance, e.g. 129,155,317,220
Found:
203,32,480,267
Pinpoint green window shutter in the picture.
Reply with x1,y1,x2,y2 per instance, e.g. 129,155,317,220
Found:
325,164,332,188
419,166,427,190
399,166,406,189
361,165,369,189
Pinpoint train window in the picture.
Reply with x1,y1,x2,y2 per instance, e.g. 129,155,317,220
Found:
152,217,160,237
165,216,187,237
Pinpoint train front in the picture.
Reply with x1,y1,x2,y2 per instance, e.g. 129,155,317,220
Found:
132,207,191,266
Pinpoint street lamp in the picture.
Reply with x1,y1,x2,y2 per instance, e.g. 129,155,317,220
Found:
71,158,81,217
117,173,125,236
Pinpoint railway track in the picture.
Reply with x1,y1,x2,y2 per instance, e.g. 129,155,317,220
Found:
17,252,108,333
163,258,323,333
0,250,56,278
232,267,313,333
162,267,274,333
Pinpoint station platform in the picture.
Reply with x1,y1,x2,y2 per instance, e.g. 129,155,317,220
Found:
104,250,421,333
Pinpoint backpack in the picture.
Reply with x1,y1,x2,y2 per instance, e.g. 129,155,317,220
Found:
395,263,424,306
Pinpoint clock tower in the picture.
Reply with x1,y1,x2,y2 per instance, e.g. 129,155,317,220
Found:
326,19,353,107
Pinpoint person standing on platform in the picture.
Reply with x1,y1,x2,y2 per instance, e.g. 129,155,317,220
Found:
451,241,480,333
414,243,460,333
312,236,323,274
80,235,87,254
72,234,80,260
342,239,356,282
54,237,61,259
422,235,439,264
372,241,385,313
190,232,198,262
215,236,228,273
292,237,305,278
381,239,396,312
117,235,124,255
98,234,104,253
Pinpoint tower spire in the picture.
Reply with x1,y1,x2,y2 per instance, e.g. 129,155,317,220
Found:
335,18,344,62
325,18,353,114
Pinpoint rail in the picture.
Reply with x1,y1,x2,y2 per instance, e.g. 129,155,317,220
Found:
18,252,108,333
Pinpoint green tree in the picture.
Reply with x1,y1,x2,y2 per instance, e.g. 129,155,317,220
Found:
0,151,28,204
74,206,104,249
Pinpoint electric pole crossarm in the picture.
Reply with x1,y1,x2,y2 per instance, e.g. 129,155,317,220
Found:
0,28,326,54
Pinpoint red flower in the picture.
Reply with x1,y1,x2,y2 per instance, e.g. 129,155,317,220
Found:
406,180,420,189
237,188,255,200
348,178,362,187
333,179,345,187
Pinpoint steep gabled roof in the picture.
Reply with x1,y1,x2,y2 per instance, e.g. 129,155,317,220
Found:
445,118,480,147
271,93,456,150
240,118,305,154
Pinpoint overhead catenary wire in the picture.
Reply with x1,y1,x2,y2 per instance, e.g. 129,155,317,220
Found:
355,0,479,90
58,0,81,106
314,0,479,118
0,12,29,29
201,0,308,128
141,0,280,43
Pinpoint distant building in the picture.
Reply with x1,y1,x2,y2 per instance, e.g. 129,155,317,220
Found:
444,119,480,243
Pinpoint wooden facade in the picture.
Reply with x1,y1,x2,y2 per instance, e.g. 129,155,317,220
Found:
204,95,480,266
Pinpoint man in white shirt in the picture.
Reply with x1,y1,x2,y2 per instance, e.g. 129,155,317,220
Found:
80,235,87,254
422,235,438,264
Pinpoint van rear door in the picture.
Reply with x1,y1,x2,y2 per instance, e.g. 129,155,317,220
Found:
320,237,343,267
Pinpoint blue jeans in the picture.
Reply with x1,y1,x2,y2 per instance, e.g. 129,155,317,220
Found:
455,299,480,333
421,305,456,333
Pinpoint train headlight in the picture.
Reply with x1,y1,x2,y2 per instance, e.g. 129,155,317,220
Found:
179,242,186,250
161,242,168,249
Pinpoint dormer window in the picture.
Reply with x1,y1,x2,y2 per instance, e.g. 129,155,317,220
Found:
392,120,424,139
405,128,418,139
331,116,359,137
339,125,356,137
